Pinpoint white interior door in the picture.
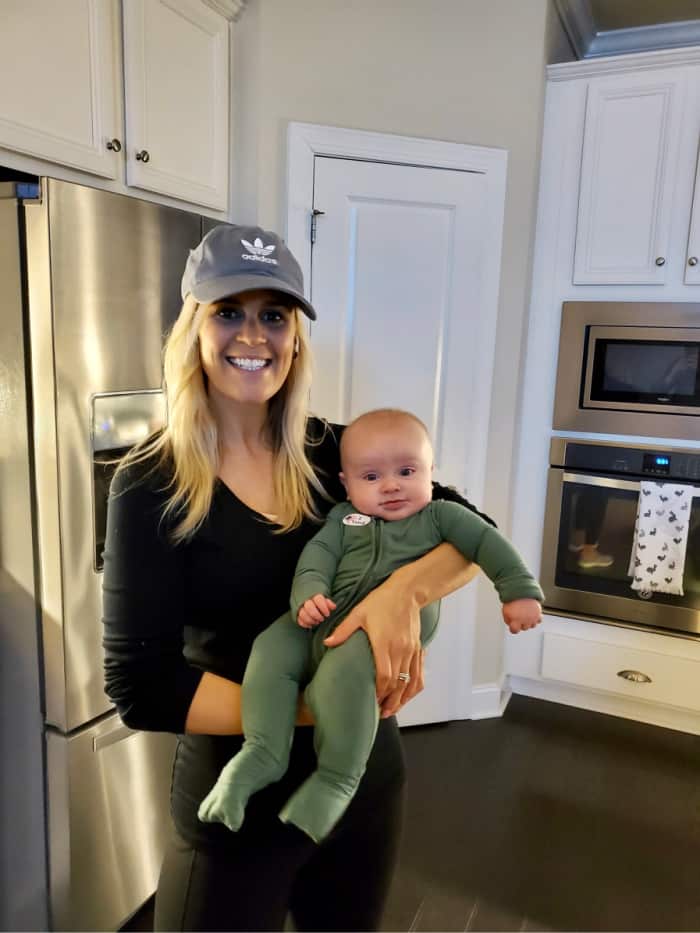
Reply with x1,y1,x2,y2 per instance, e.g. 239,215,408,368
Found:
309,155,494,725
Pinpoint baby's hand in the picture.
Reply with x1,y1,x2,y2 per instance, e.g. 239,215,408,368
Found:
298,594,337,629
502,598,542,634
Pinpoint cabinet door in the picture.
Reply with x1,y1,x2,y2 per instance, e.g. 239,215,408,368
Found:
123,0,229,210
685,143,700,284
0,0,122,178
574,70,685,285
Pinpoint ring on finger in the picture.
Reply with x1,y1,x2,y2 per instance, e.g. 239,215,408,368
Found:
397,672,411,683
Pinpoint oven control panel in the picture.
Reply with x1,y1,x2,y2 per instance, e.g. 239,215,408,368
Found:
561,442,700,481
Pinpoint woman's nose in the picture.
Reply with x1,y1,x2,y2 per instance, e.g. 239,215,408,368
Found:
235,321,267,346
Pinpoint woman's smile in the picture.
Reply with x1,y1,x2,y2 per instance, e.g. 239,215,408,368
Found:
226,355,272,372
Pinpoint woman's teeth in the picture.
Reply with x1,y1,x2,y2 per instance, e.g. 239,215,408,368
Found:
228,357,270,371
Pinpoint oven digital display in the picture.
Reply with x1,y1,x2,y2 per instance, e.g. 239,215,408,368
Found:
642,453,671,474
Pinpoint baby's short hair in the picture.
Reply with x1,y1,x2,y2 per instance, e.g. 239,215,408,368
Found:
340,408,431,461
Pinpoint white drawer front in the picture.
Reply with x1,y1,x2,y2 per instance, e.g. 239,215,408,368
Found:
541,633,700,713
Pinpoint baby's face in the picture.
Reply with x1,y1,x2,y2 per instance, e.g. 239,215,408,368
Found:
340,419,434,521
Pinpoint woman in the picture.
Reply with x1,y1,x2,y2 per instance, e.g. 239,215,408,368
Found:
102,223,484,932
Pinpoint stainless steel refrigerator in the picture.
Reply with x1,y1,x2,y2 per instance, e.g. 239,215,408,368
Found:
0,177,214,931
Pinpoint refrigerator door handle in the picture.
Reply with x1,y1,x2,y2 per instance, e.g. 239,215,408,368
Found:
93,721,137,752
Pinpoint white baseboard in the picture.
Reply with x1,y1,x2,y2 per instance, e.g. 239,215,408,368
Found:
509,675,700,736
470,681,512,720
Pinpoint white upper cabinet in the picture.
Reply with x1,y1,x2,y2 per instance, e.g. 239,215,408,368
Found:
122,0,229,210
0,0,231,211
573,69,685,285
685,145,700,285
0,0,122,178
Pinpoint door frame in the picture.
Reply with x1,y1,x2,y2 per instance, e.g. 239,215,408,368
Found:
285,122,509,720
286,120,508,506
286,120,507,302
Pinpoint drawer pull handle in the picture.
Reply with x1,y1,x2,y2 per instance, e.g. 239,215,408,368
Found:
617,669,652,684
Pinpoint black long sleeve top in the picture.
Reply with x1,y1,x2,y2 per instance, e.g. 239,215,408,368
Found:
102,417,495,735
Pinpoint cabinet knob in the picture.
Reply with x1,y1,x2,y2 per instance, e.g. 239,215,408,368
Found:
689,256,698,267
654,257,666,267
106,138,122,153
617,669,652,684
135,149,151,163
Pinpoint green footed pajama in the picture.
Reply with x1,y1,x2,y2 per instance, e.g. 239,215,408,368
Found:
198,604,437,843
198,500,543,842
198,613,390,841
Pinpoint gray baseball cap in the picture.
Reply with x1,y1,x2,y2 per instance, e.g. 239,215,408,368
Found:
180,223,317,320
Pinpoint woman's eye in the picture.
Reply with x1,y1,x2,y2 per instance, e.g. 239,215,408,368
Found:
216,307,242,321
261,309,288,324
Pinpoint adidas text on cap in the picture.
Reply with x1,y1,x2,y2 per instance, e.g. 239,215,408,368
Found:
181,224,317,320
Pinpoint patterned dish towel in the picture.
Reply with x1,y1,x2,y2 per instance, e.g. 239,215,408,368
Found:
628,481,693,596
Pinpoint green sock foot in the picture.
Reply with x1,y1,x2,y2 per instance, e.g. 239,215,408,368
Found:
278,769,360,843
198,742,288,832
198,782,247,832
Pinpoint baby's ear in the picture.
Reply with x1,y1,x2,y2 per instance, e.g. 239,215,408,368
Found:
339,471,348,491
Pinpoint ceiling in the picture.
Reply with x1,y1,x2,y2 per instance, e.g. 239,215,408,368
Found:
555,0,700,58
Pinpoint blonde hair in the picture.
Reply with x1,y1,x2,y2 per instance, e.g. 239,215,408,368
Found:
116,294,328,542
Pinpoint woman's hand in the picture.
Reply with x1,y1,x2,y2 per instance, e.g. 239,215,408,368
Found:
323,576,425,717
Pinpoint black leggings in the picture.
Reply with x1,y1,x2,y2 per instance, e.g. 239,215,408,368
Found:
154,720,405,931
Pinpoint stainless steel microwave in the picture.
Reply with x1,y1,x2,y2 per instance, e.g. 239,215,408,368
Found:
553,302,700,439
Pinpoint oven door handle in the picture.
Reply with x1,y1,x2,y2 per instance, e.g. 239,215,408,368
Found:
562,472,641,493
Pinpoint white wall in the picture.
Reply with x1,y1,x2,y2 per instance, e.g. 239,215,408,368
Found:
232,0,551,689
546,0,577,63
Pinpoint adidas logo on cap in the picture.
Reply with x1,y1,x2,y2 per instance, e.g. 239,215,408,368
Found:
241,238,278,266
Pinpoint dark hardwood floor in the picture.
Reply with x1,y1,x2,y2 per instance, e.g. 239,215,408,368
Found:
122,694,700,932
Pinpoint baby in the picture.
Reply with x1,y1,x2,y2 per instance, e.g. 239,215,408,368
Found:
199,409,543,842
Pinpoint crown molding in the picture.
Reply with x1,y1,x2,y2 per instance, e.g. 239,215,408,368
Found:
553,0,596,59
587,19,700,58
553,0,700,61
547,42,700,79
201,0,247,21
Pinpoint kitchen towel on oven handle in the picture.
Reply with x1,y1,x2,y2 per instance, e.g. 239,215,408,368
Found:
627,481,694,596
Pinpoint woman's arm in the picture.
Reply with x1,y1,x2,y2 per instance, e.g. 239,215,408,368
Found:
323,542,479,716
102,465,203,732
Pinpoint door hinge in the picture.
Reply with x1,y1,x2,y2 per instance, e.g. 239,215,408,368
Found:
310,209,325,244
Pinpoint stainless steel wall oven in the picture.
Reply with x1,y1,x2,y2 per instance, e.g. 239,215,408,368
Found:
554,302,700,439
541,439,700,637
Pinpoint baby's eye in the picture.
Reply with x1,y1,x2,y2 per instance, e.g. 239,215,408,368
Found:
399,467,415,477
364,473,379,482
